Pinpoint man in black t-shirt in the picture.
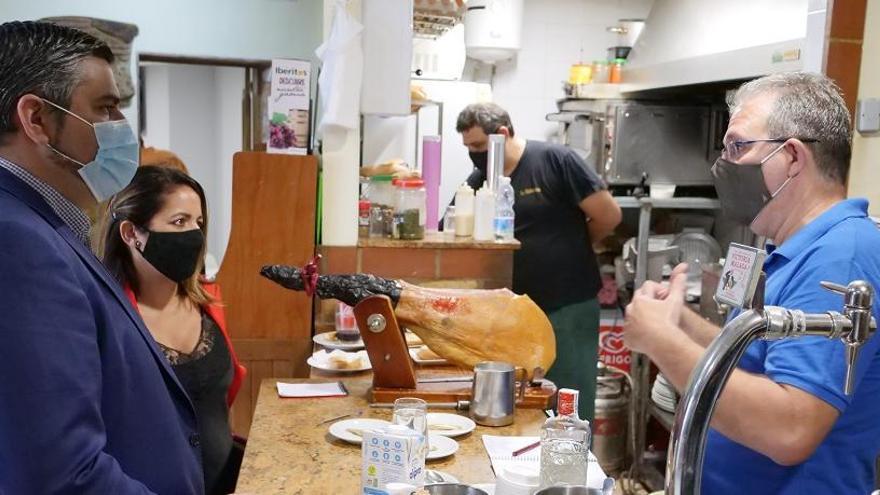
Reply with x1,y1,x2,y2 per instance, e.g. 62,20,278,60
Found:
456,103,622,420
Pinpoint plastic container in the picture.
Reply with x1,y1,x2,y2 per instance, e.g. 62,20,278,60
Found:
368,175,395,238
394,179,427,240
473,182,496,242
494,176,515,240
610,58,626,84
591,60,610,84
454,184,475,238
422,135,442,231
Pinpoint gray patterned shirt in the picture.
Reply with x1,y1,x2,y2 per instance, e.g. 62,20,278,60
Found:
0,155,91,246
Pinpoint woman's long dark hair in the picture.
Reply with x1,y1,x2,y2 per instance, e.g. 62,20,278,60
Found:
98,166,213,305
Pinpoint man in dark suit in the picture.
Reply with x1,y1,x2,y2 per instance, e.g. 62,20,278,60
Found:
0,21,203,493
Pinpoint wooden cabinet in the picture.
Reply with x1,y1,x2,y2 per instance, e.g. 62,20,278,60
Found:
216,152,318,435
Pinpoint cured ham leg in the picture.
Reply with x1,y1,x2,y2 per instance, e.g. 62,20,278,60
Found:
261,265,556,376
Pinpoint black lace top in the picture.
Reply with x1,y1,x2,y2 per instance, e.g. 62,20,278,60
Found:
159,313,234,495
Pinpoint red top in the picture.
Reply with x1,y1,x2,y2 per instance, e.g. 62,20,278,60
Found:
123,281,247,408
557,388,579,417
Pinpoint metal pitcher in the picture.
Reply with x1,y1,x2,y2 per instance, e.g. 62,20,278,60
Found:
470,361,526,426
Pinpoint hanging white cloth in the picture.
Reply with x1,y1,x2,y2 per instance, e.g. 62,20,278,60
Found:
315,0,363,143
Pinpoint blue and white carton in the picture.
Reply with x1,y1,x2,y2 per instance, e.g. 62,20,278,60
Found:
361,424,426,494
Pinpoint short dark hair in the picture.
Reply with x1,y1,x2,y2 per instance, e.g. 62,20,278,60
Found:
0,21,114,137
98,166,213,306
456,103,515,137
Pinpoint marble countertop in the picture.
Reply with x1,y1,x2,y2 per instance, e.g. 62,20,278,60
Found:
236,377,546,494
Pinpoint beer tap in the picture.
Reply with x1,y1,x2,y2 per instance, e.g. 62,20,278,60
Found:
666,280,877,495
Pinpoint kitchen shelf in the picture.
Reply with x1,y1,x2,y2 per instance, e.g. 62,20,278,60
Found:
614,196,720,210
649,403,675,431
413,0,465,39
563,83,637,100
618,194,720,489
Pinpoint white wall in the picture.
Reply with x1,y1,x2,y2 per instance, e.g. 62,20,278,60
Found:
491,0,654,141
1,0,323,126
848,0,880,215
141,64,244,266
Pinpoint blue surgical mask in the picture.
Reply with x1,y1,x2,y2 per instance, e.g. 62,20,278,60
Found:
42,99,139,202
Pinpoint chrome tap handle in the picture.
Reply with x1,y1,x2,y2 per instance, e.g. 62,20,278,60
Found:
820,281,847,296
820,280,876,395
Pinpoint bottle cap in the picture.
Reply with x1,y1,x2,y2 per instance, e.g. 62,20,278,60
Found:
557,388,579,416
398,179,425,188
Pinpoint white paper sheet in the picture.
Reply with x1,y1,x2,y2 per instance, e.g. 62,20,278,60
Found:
275,381,347,398
481,435,607,489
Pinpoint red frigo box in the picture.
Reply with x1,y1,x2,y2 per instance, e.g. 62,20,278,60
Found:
598,310,630,374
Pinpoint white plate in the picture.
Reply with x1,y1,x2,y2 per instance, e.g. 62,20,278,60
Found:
409,346,448,365
313,332,365,351
404,330,423,347
426,413,476,438
328,418,390,444
308,349,372,373
427,434,459,460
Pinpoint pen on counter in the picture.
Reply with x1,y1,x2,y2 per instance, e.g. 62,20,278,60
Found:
512,440,541,457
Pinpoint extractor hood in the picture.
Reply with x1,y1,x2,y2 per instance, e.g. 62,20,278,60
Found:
622,0,828,92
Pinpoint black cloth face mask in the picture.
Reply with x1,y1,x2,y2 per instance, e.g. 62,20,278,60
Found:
711,143,793,226
469,151,488,175
139,228,204,283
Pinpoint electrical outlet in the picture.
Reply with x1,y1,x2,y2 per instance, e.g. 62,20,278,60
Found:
856,98,880,134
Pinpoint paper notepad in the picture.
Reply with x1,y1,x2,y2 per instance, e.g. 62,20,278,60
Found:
276,381,348,398
481,435,607,489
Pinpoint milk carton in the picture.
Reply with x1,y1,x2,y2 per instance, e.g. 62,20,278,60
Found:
361,424,426,494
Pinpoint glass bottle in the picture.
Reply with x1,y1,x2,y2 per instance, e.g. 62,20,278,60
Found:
539,388,592,488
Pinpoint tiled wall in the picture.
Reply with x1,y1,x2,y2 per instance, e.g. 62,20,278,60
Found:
314,246,514,332
491,0,655,141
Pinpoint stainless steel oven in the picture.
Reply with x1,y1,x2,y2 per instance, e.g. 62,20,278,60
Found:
549,99,727,186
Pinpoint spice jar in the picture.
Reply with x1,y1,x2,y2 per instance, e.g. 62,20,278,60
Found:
368,175,395,238
592,60,610,84
393,179,426,240
610,58,626,84
568,63,592,85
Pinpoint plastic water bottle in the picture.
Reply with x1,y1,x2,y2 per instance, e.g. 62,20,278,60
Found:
539,388,591,488
494,176,515,240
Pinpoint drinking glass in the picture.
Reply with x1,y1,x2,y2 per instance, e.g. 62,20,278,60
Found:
392,397,429,456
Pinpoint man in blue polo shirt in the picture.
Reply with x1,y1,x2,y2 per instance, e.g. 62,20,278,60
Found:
624,71,880,494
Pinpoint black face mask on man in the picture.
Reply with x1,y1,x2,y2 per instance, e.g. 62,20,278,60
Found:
469,151,488,175
711,143,795,226
139,228,205,283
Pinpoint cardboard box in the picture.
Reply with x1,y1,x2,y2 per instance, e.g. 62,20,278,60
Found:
361,425,426,494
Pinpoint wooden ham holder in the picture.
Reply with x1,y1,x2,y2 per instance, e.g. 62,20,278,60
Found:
352,295,556,408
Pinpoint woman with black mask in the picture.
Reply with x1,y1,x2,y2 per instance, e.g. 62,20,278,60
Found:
99,166,246,495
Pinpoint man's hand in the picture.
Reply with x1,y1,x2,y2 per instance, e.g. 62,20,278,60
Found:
623,269,688,354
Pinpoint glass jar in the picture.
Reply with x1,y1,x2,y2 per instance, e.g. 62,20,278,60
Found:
592,60,610,84
368,175,395,238
610,58,626,84
394,179,426,240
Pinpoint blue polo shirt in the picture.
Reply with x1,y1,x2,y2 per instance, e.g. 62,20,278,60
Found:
703,198,880,495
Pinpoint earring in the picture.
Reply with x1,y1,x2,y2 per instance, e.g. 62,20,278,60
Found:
135,240,142,249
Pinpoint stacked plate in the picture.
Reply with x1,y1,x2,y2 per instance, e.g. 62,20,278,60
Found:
651,373,678,413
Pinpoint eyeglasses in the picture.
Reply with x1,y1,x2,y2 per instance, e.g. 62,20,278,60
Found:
722,138,819,162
